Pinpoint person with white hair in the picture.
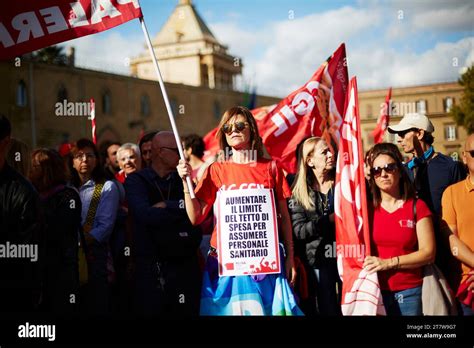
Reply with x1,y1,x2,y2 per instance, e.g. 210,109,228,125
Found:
115,143,141,184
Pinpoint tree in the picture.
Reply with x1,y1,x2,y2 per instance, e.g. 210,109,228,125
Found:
31,45,67,66
449,65,474,134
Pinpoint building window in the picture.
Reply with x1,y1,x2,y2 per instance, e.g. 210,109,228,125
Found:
443,97,454,113
102,91,111,114
57,84,68,103
16,80,27,107
416,99,427,114
445,124,457,141
140,94,150,117
366,104,373,118
213,100,221,120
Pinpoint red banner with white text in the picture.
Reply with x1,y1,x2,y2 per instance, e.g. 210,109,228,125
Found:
334,77,385,315
203,43,348,174
0,0,142,60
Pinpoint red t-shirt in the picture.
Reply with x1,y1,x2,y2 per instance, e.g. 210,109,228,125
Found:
372,198,432,291
195,159,292,249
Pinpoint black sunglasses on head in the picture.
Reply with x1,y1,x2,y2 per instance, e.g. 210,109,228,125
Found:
371,162,398,177
222,121,249,135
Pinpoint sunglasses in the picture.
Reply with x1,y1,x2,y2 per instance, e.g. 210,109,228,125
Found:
466,150,474,158
222,121,249,135
371,162,398,177
397,128,418,138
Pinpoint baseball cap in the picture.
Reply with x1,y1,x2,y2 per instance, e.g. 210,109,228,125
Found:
388,113,434,134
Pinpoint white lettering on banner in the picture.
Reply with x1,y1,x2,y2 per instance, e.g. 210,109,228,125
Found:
40,7,69,34
0,23,15,47
68,2,90,28
221,183,265,190
11,11,45,44
0,1,143,49
271,80,320,137
231,300,264,315
91,0,121,25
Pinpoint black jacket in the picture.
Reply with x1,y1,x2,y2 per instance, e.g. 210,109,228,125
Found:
0,164,41,310
289,188,335,268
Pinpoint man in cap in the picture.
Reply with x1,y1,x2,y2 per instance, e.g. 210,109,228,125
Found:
388,112,465,287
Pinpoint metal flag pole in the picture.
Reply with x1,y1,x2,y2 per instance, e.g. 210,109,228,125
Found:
139,16,195,199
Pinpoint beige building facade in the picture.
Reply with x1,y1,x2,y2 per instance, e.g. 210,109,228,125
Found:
359,82,467,160
0,0,468,159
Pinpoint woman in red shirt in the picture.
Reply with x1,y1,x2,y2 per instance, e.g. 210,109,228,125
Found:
363,143,435,316
177,106,301,315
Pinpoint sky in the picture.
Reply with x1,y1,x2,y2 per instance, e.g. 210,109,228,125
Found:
64,0,474,98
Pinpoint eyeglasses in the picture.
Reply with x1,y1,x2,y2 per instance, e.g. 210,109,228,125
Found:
73,153,96,161
397,128,417,139
160,147,179,155
371,162,398,177
222,121,249,135
466,150,474,158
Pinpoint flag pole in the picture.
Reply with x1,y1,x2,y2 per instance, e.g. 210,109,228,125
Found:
139,16,195,198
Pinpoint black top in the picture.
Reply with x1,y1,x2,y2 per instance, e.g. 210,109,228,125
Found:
289,187,335,268
408,152,466,217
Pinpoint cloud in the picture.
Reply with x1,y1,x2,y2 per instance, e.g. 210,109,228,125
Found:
413,5,474,32
62,31,144,75
209,4,473,97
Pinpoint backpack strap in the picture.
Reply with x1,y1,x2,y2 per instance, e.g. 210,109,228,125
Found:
83,181,104,233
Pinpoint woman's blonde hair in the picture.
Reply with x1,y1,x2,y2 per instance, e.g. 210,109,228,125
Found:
291,137,324,211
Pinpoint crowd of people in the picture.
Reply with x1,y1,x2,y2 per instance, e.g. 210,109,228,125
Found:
0,108,472,317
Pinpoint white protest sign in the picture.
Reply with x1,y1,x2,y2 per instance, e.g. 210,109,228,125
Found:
216,188,280,277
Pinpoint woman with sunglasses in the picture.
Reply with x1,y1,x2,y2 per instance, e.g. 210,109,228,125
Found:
364,143,435,316
289,137,342,316
177,106,302,316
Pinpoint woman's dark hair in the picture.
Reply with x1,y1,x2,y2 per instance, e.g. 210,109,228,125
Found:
367,143,415,208
139,131,158,150
183,134,205,158
216,106,264,159
29,148,68,192
69,138,105,187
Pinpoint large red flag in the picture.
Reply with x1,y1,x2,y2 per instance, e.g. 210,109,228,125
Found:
0,0,142,60
203,43,348,174
371,87,392,144
334,77,385,315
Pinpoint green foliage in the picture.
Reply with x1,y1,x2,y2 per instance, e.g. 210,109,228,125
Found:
32,45,67,66
450,65,474,134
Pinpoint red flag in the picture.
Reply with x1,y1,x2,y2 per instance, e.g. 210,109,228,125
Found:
0,0,142,60
371,87,392,144
203,44,348,174
334,77,385,315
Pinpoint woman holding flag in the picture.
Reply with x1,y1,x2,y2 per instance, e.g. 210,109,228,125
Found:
364,143,435,316
177,106,302,316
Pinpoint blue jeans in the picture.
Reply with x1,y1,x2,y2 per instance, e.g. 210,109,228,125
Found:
382,286,422,316
460,302,474,316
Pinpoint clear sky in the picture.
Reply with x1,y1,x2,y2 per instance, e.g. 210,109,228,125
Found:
65,0,474,97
